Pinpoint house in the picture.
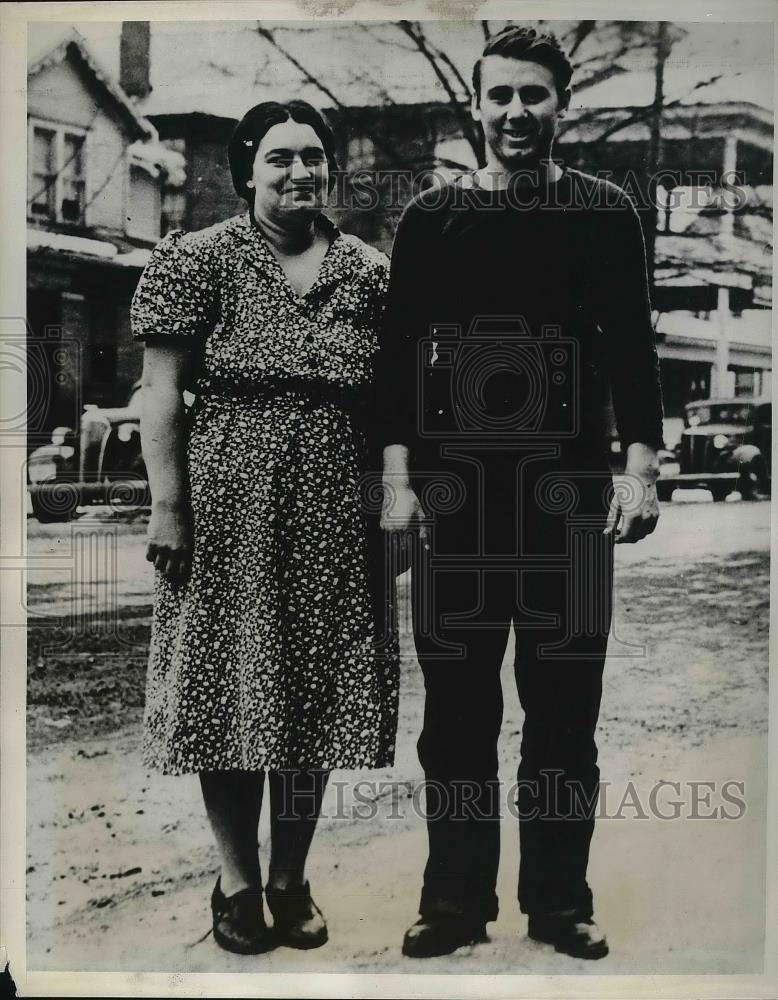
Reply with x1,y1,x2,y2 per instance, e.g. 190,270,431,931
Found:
558,98,773,443
26,30,184,444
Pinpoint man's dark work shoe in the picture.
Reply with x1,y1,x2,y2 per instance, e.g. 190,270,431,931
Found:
402,917,487,958
528,912,609,960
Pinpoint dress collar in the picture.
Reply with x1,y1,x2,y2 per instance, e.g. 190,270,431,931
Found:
232,211,354,303
235,209,340,237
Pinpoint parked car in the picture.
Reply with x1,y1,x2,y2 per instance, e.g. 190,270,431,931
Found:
656,397,771,502
27,382,149,522
608,437,679,476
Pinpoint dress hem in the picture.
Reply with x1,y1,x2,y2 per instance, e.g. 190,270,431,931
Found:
142,751,397,775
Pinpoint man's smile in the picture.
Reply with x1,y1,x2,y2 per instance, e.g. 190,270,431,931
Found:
503,126,536,142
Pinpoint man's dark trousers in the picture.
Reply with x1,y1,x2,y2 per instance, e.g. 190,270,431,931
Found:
411,447,614,924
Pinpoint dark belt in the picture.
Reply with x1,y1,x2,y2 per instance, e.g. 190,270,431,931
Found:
186,382,383,475
195,378,366,412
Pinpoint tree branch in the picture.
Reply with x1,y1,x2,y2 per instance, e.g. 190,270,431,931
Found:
355,22,418,53
257,24,344,114
573,63,629,93
564,71,731,146
398,21,483,164
255,23,414,169
427,38,474,104
567,20,597,58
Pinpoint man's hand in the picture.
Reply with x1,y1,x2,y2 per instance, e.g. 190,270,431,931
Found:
380,477,425,533
605,442,661,544
380,476,427,575
380,446,427,574
381,444,426,534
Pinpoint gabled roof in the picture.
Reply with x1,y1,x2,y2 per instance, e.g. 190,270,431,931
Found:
28,30,156,142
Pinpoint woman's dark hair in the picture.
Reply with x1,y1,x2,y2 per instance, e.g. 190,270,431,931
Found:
472,25,574,103
227,100,338,202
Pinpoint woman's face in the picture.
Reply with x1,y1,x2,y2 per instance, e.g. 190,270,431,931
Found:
249,119,329,222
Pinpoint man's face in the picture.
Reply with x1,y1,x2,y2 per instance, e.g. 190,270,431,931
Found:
472,56,570,171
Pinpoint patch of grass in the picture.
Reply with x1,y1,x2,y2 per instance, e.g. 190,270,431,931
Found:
27,608,152,751
26,554,770,758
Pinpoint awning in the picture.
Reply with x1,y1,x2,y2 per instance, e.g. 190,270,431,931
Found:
27,229,151,268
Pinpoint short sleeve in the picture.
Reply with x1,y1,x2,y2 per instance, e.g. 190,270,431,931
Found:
131,230,217,344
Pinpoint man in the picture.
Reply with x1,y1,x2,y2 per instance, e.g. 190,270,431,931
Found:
377,26,663,960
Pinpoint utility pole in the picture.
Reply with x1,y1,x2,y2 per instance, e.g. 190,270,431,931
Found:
645,20,671,300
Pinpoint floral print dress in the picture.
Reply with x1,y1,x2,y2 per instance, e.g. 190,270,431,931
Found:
131,213,399,774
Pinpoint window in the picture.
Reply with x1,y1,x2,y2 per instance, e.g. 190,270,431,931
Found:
28,120,86,225
61,132,85,222
160,137,187,235
31,127,56,220
161,187,186,235
347,134,375,170
730,366,765,399
657,185,715,234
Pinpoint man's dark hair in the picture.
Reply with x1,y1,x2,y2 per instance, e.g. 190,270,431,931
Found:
227,100,338,202
472,25,574,103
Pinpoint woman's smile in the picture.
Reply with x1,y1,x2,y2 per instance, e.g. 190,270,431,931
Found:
250,119,330,219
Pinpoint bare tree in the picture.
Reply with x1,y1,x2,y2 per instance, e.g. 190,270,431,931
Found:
255,23,416,169
397,20,484,165
252,19,676,170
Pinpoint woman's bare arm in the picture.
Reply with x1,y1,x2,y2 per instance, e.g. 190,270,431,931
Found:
140,343,193,581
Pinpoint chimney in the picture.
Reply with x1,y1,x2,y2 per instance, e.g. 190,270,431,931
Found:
120,21,151,100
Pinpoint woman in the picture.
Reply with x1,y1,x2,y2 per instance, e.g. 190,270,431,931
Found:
131,101,399,955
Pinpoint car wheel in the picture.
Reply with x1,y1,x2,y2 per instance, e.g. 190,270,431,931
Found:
656,482,674,503
710,485,731,502
738,457,768,501
30,483,79,523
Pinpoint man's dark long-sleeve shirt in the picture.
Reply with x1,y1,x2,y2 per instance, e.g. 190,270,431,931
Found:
376,168,664,465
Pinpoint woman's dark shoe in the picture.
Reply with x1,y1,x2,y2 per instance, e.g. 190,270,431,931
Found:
211,877,275,955
265,881,328,949
402,916,487,958
527,911,609,960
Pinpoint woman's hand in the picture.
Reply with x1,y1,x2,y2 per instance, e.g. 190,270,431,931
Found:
140,344,194,582
147,500,193,582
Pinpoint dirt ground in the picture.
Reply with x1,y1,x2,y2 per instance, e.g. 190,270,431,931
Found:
21,498,771,976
